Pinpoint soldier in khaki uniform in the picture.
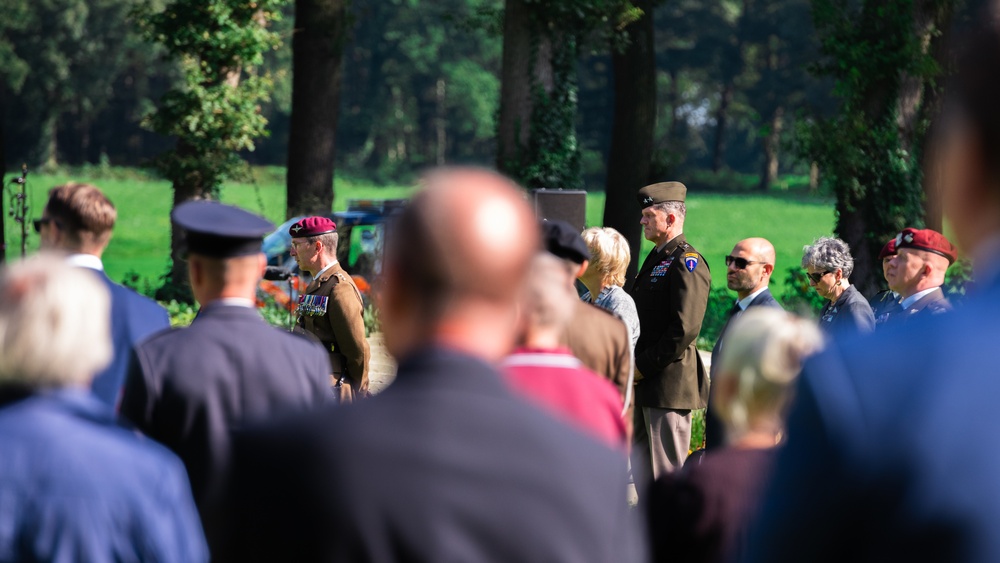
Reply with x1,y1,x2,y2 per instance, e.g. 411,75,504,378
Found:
289,216,370,401
626,182,711,479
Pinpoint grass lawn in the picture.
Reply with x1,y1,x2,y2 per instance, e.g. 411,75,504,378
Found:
7,167,836,296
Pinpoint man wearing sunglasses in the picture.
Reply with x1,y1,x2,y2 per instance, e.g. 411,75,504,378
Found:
705,238,782,449
627,182,711,480
35,183,169,411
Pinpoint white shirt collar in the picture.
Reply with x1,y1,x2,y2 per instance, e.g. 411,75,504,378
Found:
314,260,339,279
213,297,256,308
900,287,940,309
737,286,769,311
66,254,103,271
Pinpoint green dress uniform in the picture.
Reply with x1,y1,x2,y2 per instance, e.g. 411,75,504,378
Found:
627,182,711,479
296,261,370,399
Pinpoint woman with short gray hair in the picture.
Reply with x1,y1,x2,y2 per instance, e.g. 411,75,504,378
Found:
801,236,875,333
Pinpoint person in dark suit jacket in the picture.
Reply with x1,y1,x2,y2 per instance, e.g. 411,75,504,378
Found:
220,167,647,563
884,227,956,323
801,237,874,334
120,201,331,556
0,255,207,563
870,238,902,327
743,17,1000,562
705,238,784,450
35,182,170,410
627,182,711,479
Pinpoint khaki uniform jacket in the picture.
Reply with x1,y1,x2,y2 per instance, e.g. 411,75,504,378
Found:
563,300,633,412
626,234,711,410
296,262,370,394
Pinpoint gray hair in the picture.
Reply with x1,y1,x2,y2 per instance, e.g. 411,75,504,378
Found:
716,308,825,438
0,254,112,388
801,236,854,278
651,201,686,220
312,232,339,259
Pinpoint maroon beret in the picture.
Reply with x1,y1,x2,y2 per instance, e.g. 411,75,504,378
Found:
288,216,336,238
877,238,897,260
894,228,957,264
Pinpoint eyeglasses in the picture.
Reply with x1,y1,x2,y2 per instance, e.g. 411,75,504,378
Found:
806,271,832,284
725,255,767,270
32,217,59,233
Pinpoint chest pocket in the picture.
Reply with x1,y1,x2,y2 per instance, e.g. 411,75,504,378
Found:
645,257,675,291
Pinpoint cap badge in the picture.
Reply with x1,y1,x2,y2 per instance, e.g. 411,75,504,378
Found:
643,196,654,205
683,252,699,272
292,224,302,233
904,233,914,244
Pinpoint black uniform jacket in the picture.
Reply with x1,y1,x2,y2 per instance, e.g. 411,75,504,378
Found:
220,347,648,563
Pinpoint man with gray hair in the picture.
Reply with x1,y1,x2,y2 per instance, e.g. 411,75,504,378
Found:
627,181,711,480
289,216,370,401
0,255,207,562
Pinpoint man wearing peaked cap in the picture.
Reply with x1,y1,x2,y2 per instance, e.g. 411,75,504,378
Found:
626,181,711,480
289,216,370,402
884,227,956,323
121,201,331,557
870,237,902,328
541,220,634,423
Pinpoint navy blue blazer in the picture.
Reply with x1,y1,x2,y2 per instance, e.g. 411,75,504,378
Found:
221,347,648,563
121,303,331,521
85,268,170,410
0,388,207,562
744,274,1000,563
706,288,783,449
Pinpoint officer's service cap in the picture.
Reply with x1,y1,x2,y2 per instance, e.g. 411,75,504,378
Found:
878,238,897,260
637,182,687,209
894,227,957,264
288,216,337,238
540,219,589,265
172,200,274,258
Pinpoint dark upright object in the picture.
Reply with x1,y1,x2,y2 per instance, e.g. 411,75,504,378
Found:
121,303,330,550
705,289,782,449
224,347,647,563
0,389,208,562
88,270,170,410
743,275,1000,563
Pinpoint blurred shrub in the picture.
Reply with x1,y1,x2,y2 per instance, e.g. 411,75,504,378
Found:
944,258,974,304
164,300,197,327
778,267,825,319
697,287,736,350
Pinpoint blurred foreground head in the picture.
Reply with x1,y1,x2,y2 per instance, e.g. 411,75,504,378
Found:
518,252,579,347
939,3,1000,256
0,254,111,389
379,167,539,361
714,308,824,444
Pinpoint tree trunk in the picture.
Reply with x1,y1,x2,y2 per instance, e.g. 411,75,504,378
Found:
162,140,211,302
604,0,655,280
497,0,535,177
711,82,733,173
286,0,347,218
758,106,783,192
918,0,956,232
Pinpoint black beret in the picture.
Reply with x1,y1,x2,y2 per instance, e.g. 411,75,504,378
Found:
637,181,687,209
172,200,274,258
540,219,589,265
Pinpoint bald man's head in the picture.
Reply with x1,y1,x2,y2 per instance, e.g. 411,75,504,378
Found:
726,237,776,300
380,167,539,359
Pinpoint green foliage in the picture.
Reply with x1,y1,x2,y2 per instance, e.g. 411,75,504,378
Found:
164,299,198,327
363,302,382,338
135,0,283,197
690,408,706,451
944,258,973,303
697,287,736,350
778,267,826,318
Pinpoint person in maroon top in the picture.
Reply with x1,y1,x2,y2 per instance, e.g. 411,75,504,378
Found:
502,225,627,449
646,308,824,563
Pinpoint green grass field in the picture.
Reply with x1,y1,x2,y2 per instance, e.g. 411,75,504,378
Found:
5,167,836,296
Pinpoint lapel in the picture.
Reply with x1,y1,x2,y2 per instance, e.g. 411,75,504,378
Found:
907,287,946,314
635,235,686,280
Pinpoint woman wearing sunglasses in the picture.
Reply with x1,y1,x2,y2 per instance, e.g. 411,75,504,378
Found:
801,237,875,334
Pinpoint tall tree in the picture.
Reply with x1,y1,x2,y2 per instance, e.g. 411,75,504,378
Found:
138,0,283,301
604,0,655,279
801,0,958,295
286,0,348,218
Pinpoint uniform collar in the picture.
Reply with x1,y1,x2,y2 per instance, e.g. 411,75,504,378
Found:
900,286,941,310
657,233,686,255
66,254,104,271
314,260,340,280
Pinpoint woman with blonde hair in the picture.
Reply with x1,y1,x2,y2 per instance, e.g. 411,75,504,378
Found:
579,226,640,349
646,308,824,563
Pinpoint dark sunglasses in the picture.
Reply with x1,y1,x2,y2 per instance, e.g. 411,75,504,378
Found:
806,271,832,284
32,217,59,233
725,255,767,270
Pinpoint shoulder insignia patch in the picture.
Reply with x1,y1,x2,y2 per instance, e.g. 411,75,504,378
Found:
683,252,700,272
